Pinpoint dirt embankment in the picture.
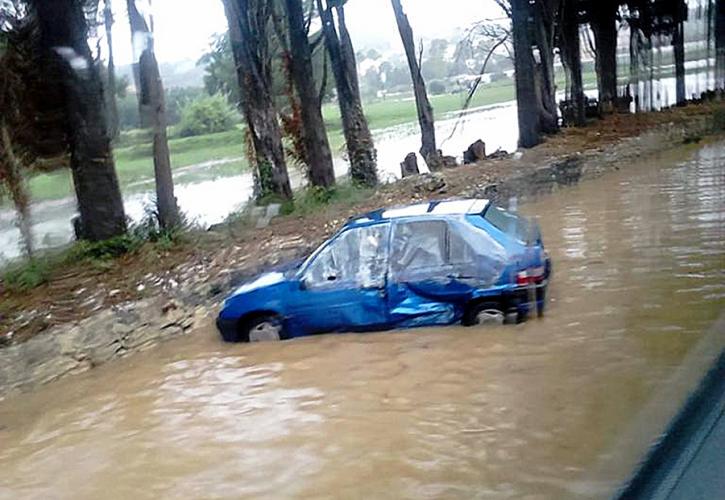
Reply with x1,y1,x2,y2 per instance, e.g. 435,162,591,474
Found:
0,102,723,396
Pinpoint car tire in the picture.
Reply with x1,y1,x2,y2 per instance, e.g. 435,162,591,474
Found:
463,301,506,327
240,314,285,343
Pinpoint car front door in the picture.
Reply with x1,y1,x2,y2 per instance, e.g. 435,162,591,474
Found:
289,223,391,335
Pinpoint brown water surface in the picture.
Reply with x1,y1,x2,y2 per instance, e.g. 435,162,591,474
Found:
0,142,723,499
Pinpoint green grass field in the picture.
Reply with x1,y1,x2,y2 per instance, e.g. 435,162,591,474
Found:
21,79,519,203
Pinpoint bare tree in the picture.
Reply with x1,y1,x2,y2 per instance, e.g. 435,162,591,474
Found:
283,0,336,188
126,0,180,229
317,0,377,186
222,0,293,200
510,0,541,147
390,0,439,169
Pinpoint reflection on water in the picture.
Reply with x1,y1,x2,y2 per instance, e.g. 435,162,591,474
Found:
0,141,723,499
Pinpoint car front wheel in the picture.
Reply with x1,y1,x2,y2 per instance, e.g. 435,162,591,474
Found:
243,315,285,342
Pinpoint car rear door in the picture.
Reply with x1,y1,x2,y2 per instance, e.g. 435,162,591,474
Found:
386,219,462,327
290,223,391,334
386,218,509,328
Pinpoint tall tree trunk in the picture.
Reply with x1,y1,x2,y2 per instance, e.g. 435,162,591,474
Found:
0,124,34,257
33,0,127,241
511,0,541,148
629,24,641,112
672,20,686,105
590,2,618,113
390,0,439,168
284,0,336,188
222,0,293,200
560,0,585,126
317,0,378,186
103,0,119,140
336,6,361,98
716,0,725,90
127,0,181,229
532,1,559,133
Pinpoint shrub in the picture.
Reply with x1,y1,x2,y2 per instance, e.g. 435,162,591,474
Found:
178,94,238,137
712,107,725,132
2,258,53,292
428,80,447,96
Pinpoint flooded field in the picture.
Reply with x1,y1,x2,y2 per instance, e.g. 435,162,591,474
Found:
0,141,723,499
0,70,715,261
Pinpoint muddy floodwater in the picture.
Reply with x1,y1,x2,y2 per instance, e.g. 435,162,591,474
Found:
0,141,723,499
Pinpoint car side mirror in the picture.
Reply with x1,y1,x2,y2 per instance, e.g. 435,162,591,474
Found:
299,277,308,291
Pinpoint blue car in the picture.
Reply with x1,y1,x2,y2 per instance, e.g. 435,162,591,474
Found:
216,199,551,342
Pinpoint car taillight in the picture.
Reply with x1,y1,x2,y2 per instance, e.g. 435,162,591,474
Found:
517,267,545,286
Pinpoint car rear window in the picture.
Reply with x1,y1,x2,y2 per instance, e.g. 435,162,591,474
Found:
483,205,534,243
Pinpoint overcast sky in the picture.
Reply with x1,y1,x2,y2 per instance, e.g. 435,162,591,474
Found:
110,0,505,65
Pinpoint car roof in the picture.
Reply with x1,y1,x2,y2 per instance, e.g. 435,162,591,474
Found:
347,199,490,226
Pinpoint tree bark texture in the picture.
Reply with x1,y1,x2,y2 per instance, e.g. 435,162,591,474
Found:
223,0,293,199
103,0,119,140
284,0,336,188
672,20,686,105
532,0,559,133
629,24,641,112
0,124,34,257
716,0,725,90
33,0,127,241
127,0,181,229
511,0,541,148
390,0,439,168
317,0,378,186
590,2,618,113
560,0,585,126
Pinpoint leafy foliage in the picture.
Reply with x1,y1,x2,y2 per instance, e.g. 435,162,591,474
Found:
177,93,239,137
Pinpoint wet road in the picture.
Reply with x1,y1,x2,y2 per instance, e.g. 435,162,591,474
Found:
0,141,723,499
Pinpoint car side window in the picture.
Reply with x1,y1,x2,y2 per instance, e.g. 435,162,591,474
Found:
390,220,447,281
448,223,477,264
304,224,390,289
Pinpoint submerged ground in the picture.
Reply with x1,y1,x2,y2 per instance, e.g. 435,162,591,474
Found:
1,102,722,344
0,134,722,499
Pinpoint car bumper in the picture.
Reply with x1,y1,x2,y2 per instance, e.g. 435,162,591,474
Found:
216,317,239,342
511,279,549,313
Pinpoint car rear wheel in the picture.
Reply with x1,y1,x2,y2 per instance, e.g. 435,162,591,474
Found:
464,301,506,327
242,315,284,342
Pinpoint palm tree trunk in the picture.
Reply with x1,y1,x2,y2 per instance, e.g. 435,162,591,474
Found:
317,0,377,186
390,0,439,169
284,0,336,188
126,0,180,229
33,0,127,241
